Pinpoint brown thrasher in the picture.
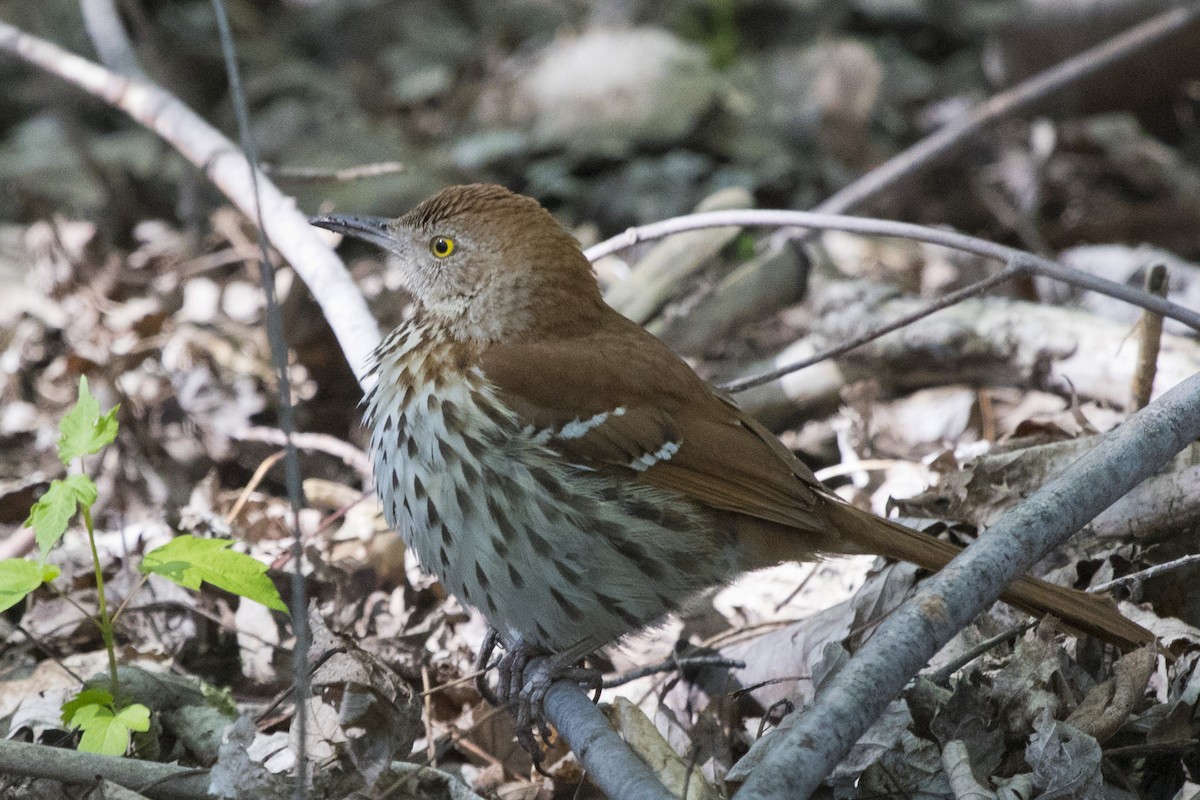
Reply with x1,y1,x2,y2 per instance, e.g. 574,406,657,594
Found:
311,184,1152,700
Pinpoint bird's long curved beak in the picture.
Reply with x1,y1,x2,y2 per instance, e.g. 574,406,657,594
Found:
309,213,397,252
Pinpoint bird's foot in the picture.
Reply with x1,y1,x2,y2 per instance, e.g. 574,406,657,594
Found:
478,631,602,761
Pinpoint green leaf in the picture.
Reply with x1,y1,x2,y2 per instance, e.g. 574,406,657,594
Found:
116,703,150,732
25,475,97,560
62,473,98,507
58,376,119,465
62,689,114,725
0,559,60,613
142,536,287,612
71,700,150,756
24,479,96,561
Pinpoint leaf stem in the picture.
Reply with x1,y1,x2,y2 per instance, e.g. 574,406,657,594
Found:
80,503,119,700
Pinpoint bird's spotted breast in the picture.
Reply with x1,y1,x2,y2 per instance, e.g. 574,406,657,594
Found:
364,318,739,655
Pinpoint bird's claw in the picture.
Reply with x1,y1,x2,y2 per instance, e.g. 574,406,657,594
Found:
478,631,603,761
475,628,501,705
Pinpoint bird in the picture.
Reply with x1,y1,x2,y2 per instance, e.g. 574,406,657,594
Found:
309,183,1152,711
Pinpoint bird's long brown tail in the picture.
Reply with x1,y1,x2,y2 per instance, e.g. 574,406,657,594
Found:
821,499,1155,651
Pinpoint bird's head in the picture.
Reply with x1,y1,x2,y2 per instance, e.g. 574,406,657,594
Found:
311,184,603,343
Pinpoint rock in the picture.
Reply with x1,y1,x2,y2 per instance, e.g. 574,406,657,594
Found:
451,130,533,170
494,27,720,157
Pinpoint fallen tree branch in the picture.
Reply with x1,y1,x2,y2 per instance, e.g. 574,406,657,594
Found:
733,370,1200,799
0,739,211,800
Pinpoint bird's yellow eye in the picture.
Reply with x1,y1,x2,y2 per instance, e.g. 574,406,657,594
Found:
430,236,456,258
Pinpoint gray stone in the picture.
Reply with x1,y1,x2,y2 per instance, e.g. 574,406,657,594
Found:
498,27,720,157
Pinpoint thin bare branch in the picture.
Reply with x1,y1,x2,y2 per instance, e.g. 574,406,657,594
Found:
0,739,210,800
1089,553,1200,594
805,3,1200,219
233,426,372,477
80,0,146,79
722,263,1023,393
602,655,747,689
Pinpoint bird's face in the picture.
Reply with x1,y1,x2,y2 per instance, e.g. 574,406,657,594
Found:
312,184,601,343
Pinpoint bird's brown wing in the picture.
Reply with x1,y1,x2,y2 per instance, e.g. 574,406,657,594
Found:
478,317,832,532
479,319,1156,651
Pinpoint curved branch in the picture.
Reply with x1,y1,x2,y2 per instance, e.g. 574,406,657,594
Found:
734,370,1200,799
0,18,381,388
585,209,1200,350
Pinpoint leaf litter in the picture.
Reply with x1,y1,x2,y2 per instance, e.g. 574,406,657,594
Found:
4,5,1200,798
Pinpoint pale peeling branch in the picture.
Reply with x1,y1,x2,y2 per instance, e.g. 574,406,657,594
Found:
0,18,381,388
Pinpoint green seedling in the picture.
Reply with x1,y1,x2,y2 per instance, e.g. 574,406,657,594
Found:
2,376,286,755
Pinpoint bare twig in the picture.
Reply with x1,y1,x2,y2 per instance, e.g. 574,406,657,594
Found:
178,244,270,276
79,0,146,79
234,426,372,477
734,292,1200,426
722,262,1023,392
206,15,312,790
225,450,286,525
1104,739,1200,759
1088,553,1200,595
925,622,1036,686
1130,263,1169,411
